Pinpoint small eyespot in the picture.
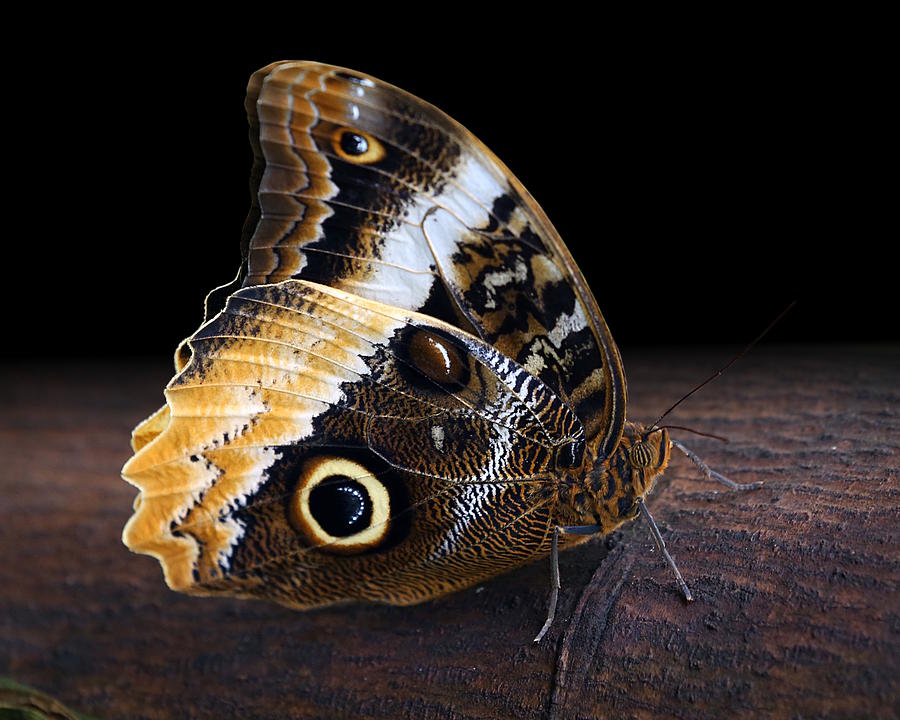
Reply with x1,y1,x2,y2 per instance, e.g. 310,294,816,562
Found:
407,329,470,387
331,127,386,164
630,441,654,468
289,456,390,553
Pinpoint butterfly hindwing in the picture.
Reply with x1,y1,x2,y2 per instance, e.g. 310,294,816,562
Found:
123,280,583,604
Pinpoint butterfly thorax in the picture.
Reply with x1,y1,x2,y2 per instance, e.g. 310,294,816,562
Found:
557,423,671,533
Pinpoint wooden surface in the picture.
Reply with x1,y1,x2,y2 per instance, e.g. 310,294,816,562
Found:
2,346,898,720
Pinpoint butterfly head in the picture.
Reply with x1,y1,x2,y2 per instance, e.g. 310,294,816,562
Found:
624,424,672,499
573,423,672,531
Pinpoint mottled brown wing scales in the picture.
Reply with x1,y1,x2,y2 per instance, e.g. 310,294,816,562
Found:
208,457,556,608
123,280,582,604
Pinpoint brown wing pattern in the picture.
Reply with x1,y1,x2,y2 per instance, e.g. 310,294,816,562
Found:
123,281,581,605
238,61,624,458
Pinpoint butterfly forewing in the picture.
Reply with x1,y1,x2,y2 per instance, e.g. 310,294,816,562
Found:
240,61,624,450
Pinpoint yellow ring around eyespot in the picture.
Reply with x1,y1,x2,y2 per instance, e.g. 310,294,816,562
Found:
330,127,386,164
289,456,391,553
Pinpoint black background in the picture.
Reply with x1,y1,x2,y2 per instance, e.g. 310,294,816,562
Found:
6,20,890,362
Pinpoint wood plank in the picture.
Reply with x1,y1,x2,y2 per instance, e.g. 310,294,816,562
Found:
1,347,897,719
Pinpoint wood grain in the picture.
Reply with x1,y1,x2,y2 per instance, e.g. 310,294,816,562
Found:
2,347,897,720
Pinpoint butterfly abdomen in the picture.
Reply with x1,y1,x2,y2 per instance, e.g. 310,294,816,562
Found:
559,423,671,535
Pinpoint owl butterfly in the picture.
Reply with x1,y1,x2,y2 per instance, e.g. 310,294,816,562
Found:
122,61,758,641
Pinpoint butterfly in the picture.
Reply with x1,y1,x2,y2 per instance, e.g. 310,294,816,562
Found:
121,61,755,641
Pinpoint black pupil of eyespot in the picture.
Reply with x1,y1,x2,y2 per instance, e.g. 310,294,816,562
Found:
309,477,372,537
340,131,368,156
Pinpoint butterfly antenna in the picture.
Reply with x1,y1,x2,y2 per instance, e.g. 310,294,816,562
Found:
649,300,797,431
654,425,729,442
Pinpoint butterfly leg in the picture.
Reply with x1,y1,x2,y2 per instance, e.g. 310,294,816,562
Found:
533,508,696,642
671,439,763,490
637,497,693,602
533,526,560,643
534,523,605,643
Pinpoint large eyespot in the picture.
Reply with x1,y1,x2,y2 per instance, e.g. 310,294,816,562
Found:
629,441,654,468
289,456,390,553
331,127,386,164
406,329,470,388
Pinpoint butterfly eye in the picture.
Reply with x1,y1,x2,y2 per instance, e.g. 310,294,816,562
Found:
331,127,386,164
407,329,470,387
289,456,391,553
629,441,654,468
